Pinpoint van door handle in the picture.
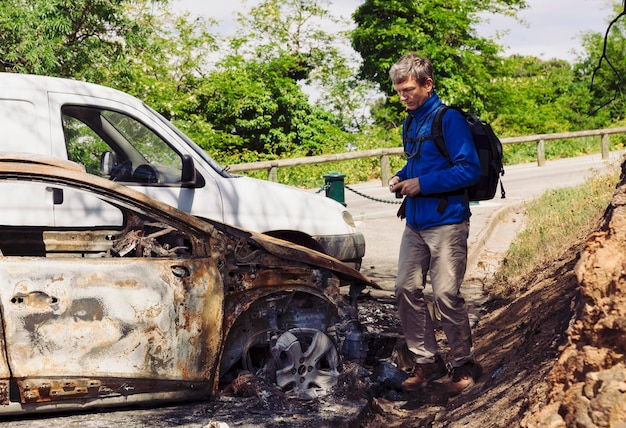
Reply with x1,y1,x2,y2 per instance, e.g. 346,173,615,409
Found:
52,188,63,204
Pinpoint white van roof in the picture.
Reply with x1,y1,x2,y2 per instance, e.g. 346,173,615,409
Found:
0,72,146,109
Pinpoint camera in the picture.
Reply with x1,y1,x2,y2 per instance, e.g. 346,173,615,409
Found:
390,183,403,199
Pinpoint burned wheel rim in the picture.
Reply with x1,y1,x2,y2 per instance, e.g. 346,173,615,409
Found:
242,330,280,375
270,328,339,396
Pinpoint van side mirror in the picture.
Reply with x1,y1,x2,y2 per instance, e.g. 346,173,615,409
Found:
181,154,197,186
100,151,118,176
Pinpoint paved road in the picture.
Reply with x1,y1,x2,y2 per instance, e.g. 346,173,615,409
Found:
342,150,624,293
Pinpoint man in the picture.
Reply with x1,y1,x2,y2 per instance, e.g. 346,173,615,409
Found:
388,53,482,395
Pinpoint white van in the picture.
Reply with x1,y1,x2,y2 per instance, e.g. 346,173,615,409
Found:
0,73,365,268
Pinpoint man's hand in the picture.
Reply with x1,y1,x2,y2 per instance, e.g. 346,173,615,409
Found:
388,175,401,192
390,177,421,197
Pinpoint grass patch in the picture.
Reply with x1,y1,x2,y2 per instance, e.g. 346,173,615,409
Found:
491,159,622,298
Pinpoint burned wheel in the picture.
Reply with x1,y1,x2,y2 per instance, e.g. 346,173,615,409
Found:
270,328,339,397
241,330,280,375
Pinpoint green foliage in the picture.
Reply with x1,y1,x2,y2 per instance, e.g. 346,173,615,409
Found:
486,56,598,136
311,54,381,132
350,0,527,124
178,58,347,158
231,0,380,133
228,0,378,133
574,3,626,121
231,0,339,67
0,0,164,81
109,5,218,107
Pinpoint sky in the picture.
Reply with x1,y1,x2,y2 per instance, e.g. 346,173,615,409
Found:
173,0,616,63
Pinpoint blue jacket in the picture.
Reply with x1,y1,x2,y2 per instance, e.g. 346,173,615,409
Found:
395,92,481,230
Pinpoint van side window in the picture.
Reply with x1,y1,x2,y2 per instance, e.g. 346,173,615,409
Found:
62,115,110,177
62,106,184,184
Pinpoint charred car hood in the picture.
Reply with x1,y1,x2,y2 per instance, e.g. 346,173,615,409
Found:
205,219,379,289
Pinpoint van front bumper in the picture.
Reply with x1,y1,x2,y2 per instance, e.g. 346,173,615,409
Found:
314,231,366,271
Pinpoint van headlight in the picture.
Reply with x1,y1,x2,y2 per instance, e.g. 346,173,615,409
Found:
342,211,356,228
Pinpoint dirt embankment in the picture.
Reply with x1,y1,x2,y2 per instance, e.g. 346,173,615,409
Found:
521,162,626,427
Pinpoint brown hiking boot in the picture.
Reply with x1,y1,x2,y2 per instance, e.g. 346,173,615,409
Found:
447,361,482,396
401,356,447,391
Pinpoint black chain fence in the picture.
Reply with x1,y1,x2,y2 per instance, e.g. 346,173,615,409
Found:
316,182,403,204
345,185,404,204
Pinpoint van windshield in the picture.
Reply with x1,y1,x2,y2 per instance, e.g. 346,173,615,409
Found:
145,105,232,178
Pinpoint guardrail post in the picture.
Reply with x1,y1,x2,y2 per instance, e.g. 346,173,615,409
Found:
601,133,609,160
268,165,278,182
380,154,391,187
537,139,546,167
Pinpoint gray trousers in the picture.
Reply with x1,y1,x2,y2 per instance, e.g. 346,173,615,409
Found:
394,220,474,368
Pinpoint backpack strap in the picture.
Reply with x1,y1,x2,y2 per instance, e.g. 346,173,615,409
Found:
430,105,453,167
427,105,470,212
401,113,414,148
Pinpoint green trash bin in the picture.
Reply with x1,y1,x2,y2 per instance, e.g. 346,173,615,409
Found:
323,172,346,206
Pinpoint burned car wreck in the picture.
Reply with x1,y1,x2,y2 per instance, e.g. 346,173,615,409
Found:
0,156,377,416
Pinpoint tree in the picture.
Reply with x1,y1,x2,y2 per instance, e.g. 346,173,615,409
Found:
230,0,341,78
0,0,167,81
108,3,218,115
173,0,360,158
350,0,527,124
310,51,381,132
575,1,626,121
485,55,598,136
229,0,377,132
186,56,347,160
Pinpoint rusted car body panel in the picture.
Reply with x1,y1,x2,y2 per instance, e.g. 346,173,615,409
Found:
1,258,223,386
0,158,376,416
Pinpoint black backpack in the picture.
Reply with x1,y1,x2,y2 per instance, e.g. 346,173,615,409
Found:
402,106,505,202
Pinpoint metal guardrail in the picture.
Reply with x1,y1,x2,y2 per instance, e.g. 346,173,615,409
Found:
226,126,626,187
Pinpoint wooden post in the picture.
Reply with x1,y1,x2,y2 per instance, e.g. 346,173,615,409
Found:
537,139,545,167
380,154,391,187
268,166,278,182
601,133,609,160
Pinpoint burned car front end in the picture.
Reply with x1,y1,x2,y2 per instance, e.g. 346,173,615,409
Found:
0,157,376,416
210,220,370,396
